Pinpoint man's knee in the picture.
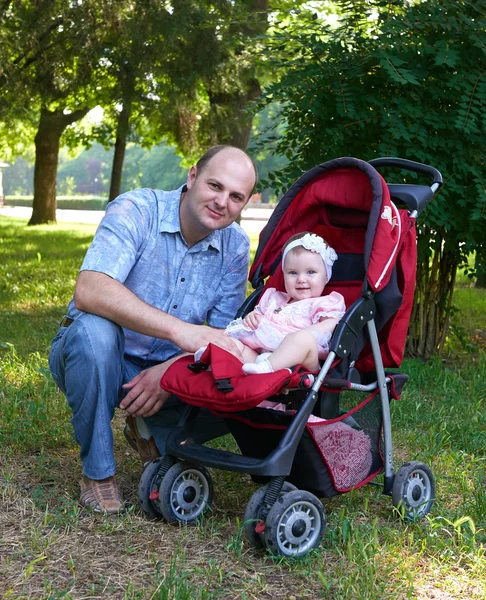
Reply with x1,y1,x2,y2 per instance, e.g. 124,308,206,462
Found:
67,314,124,360
50,314,124,384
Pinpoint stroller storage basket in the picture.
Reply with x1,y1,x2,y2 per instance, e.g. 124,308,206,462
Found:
218,388,385,497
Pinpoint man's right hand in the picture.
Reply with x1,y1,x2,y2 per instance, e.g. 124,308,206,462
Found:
174,323,244,359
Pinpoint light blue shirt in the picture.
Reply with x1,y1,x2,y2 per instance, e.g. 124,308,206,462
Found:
67,186,250,362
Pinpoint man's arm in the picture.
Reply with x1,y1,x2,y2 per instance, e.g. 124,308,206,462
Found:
74,270,242,354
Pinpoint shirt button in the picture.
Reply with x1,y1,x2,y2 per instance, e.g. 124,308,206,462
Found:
173,305,178,309
181,278,185,282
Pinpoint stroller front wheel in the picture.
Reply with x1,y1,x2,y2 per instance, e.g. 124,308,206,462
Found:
392,461,435,521
244,481,297,549
158,462,214,525
138,457,166,520
263,490,326,558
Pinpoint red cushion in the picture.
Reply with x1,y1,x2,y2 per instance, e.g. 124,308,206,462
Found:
160,344,305,412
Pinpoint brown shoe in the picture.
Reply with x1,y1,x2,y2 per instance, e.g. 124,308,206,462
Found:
124,415,161,465
79,475,124,514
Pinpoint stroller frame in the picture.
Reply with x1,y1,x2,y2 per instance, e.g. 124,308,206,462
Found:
139,157,443,557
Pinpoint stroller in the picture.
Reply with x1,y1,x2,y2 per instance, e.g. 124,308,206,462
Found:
138,156,443,557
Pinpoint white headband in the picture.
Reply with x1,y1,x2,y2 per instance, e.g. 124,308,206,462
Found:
282,233,338,281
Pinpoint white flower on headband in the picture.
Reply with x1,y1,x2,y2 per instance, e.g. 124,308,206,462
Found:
282,233,338,281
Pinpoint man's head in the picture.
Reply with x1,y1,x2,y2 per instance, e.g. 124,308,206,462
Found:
180,145,257,246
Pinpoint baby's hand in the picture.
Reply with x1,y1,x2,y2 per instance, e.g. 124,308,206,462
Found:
243,310,263,330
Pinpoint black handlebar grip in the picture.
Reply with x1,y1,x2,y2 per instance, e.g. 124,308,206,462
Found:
369,157,442,188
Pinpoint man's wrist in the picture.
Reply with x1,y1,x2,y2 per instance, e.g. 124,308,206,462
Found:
160,312,183,344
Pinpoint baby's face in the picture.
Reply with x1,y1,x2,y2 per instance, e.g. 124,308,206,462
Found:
283,250,327,301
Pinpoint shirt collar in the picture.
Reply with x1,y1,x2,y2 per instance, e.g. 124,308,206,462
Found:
158,184,222,252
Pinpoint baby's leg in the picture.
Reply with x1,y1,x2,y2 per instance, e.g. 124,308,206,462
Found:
231,338,259,363
268,330,320,372
196,338,259,364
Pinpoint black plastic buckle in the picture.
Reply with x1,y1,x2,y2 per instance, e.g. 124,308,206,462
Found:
215,378,233,392
188,362,209,373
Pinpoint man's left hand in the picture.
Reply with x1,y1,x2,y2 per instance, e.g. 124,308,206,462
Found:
121,361,175,417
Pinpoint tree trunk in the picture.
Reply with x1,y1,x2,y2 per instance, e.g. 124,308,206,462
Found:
475,250,486,288
476,272,486,288
208,78,262,150
29,106,90,225
108,98,132,202
406,230,459,359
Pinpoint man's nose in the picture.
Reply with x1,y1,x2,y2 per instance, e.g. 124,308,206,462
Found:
214,192,229,208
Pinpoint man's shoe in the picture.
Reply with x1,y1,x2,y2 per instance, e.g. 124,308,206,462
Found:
124,415,161,465
79,475,124,514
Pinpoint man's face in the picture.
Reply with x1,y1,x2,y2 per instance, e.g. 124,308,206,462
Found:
181,149,255,244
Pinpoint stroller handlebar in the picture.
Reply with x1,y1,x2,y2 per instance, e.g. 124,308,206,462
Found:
368,157,443,186
369,157,443,216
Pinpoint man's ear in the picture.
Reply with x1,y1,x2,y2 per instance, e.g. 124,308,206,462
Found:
186,165,197,190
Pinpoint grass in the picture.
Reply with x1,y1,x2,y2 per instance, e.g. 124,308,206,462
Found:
0,215,485,599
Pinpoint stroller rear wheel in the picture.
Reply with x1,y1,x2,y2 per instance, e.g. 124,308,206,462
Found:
158,462,214,525
244,481,297,549
392,461,435,521
263,490,326,558
138,457,166,520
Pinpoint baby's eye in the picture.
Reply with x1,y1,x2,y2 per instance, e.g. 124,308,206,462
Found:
308,270,316,275
288,270,297,275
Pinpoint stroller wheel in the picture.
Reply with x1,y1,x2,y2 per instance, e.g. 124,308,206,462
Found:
392,461,435,521
159,462,213,525
138,457,166,520
244,481,297,549
263,490,326,558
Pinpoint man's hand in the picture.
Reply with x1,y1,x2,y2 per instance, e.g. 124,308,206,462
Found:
243,310,262,330
120,363,172,417
174,323,244,359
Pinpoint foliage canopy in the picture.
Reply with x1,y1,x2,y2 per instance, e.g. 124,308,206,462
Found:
259,0,486,357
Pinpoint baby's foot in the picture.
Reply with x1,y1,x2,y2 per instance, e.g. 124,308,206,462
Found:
242,358,274,375
255,352,272,364
194,346,207,362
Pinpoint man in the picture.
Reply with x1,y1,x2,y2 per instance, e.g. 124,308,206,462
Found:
49,145,257,513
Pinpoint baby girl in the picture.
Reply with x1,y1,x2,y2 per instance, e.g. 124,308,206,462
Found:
224,232,346,374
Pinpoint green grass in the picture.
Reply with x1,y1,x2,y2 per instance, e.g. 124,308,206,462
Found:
1,215,485,599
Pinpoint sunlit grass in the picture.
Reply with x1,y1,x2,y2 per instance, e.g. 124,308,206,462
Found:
0,215,485,599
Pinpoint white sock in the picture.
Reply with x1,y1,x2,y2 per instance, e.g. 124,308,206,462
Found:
194,346,207,362
255,352,272,364
242,358,274,375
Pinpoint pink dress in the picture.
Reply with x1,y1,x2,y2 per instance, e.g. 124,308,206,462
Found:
225,288,346,360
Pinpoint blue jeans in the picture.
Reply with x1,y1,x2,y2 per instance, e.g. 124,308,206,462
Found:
48,313,228,480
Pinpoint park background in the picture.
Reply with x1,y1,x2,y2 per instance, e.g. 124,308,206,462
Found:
1,1,485,598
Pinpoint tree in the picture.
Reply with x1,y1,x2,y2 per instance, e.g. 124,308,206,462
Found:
87,0,271,200
93,0,187,201
0,1,116,224
257,0,486,358
195,0,269,150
